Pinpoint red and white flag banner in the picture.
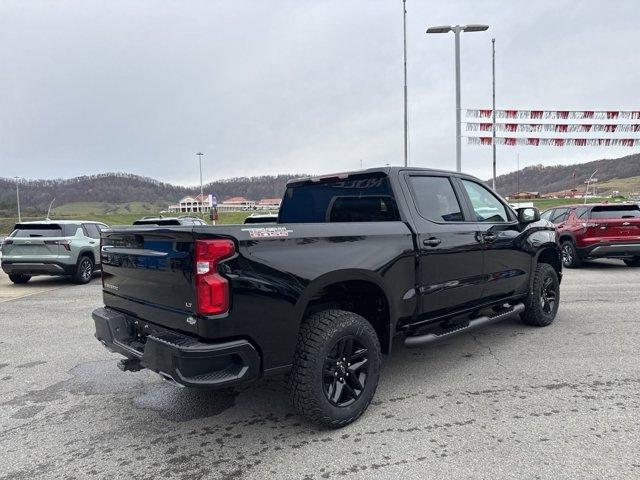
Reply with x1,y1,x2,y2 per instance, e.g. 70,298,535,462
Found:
468,137,638,147
466,109,640,120
466,123,640,133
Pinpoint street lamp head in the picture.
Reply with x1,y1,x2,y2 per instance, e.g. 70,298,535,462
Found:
426,25,453,34
462,24,489,32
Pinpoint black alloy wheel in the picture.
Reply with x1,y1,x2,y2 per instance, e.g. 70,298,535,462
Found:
540,276,557,315
323,336,370,407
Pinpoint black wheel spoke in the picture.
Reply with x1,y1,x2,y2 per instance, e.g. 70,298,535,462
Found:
330,380,344,404
348,357,368,373
322,335,370,407
346,372,364,391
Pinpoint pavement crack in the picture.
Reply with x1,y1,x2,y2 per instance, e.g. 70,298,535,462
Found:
471,333,505,369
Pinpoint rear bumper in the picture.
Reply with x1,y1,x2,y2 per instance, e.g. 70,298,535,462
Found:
579,242,640,259
92,307,261,388
1,261,73,276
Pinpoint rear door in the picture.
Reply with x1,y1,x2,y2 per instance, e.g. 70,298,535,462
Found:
82,223,102,264
458,179,531,303
402,173,485,320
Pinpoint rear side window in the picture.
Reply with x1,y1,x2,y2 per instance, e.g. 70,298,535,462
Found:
408,176,463,222
10,224,63,238
83,223,101,239
590,205,640,219
574,206,590,219
279,174,399,223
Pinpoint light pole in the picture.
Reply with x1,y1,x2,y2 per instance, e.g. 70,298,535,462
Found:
14,177,21,222
402,0,408,167
426,24,489,172
196,152,204,214
584,169,598,204
47,198,56,220
491,38,496,190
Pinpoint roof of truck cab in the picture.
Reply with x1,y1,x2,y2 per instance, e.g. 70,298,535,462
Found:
288,166,481,187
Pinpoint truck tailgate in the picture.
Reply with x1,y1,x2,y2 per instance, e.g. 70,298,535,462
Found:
101,228,197,325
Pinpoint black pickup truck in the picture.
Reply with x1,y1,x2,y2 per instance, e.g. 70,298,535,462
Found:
93,167,562,427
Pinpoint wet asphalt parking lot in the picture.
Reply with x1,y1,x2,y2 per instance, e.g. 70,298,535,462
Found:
1,260,639,480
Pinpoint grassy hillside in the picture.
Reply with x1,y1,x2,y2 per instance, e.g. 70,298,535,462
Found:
51,201,167,216
0,210,253,236
493,153,640,196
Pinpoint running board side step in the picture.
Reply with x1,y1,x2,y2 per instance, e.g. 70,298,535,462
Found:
404,302,525,347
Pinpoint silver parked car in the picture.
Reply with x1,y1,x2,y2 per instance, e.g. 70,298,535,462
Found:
0,220,107,284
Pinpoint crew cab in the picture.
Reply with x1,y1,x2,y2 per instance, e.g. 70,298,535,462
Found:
93,167,562,427
541,203,640,267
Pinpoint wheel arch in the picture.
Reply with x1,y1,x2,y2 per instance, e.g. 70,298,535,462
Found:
295,270,396,354
532,245,562,287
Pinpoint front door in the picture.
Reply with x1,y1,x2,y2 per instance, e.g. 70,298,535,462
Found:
402,173,485,320
458,179,532,303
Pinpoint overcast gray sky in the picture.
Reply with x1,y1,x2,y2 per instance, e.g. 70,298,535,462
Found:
1,0,639,185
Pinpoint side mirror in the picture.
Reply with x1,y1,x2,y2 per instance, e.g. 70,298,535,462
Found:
517,207,540,224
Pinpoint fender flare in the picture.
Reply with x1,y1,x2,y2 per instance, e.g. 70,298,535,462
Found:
293,269,396,349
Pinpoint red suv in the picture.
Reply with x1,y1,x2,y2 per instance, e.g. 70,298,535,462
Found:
541,203,640,268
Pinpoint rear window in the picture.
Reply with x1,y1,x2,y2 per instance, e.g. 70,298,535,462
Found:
279,174,399,223
133,219,182,226
11,224,64,238
590,205,640,219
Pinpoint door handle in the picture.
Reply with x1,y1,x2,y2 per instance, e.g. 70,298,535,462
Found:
423,237,441,247
482,232,496,243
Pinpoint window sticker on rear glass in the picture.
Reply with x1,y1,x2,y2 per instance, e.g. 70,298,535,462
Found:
241,227,293,238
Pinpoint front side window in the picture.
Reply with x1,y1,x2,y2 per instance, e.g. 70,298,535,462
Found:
461,180,509,222
550,208,569,224
540,209,554,221
408,176,464,222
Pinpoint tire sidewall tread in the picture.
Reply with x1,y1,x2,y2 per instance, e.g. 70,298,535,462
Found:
287,309,381,428
522,263,560,327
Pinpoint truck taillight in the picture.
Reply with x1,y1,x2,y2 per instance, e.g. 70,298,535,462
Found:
194,239,235,315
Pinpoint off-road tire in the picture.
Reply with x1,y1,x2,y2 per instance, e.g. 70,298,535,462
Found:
522,263,560,327
9,274,31,284
561,240,581,268
287,309,381,428
623,257,640,267
72,255,94,284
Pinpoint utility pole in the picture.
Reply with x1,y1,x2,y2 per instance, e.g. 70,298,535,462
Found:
491,38,496,190
196,152,204,214
403,0,408,167
15,177,21,222
516,153,520,208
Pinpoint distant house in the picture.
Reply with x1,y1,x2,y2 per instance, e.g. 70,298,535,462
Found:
168,194,212,213
506,191,540,200
257,198,282,210
218,197,257,212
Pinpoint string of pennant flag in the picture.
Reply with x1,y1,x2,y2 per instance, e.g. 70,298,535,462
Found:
466,109,640,120
468,137,639,147
466,123,640,133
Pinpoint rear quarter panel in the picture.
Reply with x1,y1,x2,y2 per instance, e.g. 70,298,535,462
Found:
193,222,416,371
